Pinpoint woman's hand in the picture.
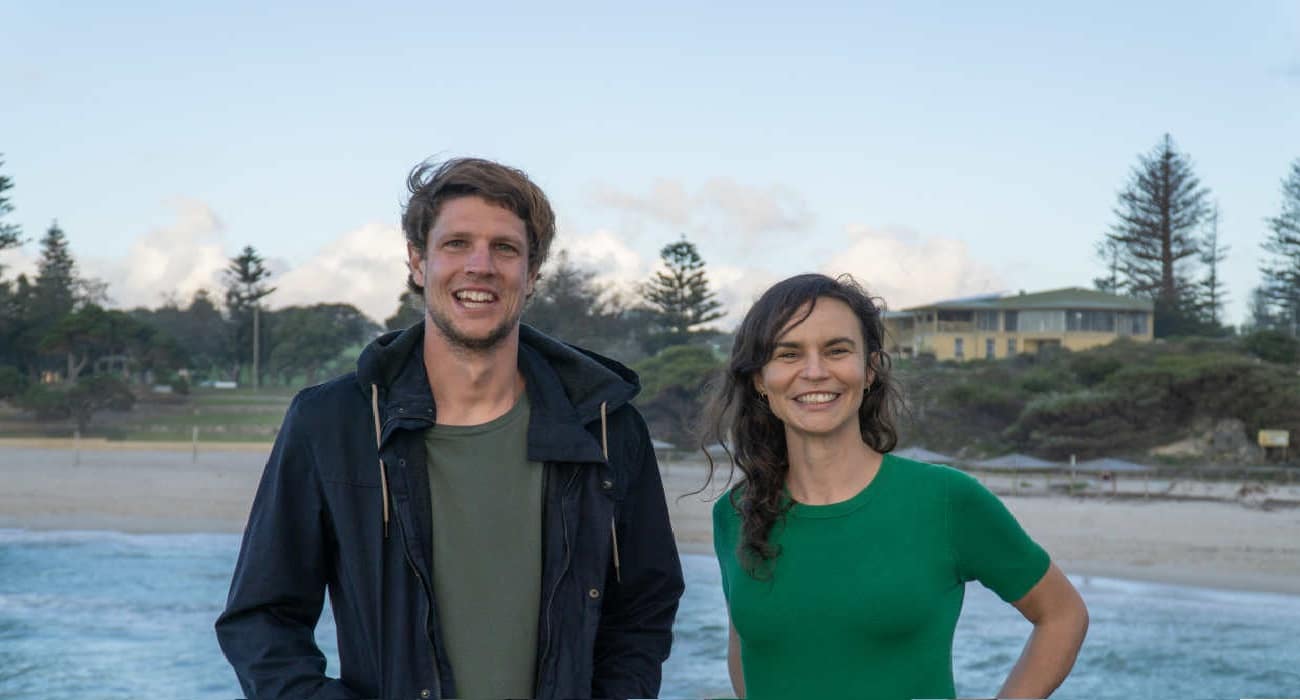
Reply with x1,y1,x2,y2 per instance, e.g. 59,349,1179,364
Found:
998,563,1089,698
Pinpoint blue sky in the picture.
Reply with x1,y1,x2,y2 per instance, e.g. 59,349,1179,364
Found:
2,1,1297,325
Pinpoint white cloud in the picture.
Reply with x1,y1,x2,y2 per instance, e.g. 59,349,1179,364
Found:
273,223,408,323
710,264,782,327
591,177,814,243
551,228,772,327
553,228,650,298
0,243,36,281
69,199,405,323
80,199,230,308
823,225,1005,311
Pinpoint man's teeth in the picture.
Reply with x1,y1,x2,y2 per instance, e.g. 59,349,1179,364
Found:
795,393,838,404
455,291,496,303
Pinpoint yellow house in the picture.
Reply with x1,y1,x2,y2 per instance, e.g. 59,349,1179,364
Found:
883,287,1154,361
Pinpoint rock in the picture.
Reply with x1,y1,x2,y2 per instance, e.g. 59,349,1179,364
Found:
1148,418,1264,463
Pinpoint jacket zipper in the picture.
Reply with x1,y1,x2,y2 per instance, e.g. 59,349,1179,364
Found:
381,416,442,700
395,509,442,700
535,466,582,697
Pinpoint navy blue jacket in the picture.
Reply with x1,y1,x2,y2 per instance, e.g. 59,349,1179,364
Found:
215,323,684,699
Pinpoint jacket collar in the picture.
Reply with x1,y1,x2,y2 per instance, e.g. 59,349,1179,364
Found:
356,321,640,464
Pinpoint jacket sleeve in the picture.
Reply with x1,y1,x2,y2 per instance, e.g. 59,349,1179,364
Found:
591,410,685,699
214,397,363,700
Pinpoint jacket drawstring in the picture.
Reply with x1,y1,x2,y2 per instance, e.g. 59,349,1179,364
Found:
371,384,390,539
602,401,621,584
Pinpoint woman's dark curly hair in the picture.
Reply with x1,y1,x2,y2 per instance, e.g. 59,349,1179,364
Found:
699,273,902,577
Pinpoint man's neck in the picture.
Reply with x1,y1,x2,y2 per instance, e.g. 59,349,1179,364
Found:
423,322,525,426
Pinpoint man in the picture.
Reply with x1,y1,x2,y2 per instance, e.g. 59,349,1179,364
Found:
216,158,684,700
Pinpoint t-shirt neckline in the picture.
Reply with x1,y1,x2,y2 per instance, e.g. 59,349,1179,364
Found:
787,453,894,519
429,394,529,437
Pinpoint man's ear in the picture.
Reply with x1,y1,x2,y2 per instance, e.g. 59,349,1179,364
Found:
407,242,426,288
525,268,539,300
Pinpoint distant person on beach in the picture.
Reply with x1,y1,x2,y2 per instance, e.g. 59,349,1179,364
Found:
701,273,1088,700
216,158,684,700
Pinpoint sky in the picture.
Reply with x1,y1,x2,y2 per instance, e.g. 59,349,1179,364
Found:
2,1,1298,328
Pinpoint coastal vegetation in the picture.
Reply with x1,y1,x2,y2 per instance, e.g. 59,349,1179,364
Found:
1,148,1299,465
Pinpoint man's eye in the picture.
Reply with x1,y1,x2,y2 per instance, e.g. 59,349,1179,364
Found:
444,239,468,248
494,243,520,253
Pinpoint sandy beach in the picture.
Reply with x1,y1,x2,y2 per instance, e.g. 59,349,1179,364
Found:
3,440,1298,596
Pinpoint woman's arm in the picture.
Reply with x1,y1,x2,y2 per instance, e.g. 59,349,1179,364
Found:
998,563,1089,698
728,619,746,698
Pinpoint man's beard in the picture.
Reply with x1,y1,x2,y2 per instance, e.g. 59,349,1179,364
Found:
425,302,519,353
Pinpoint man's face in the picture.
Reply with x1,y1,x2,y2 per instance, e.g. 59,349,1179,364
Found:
408,196,536,352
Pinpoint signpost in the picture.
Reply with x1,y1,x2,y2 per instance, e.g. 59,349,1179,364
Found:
1258,429,1290,462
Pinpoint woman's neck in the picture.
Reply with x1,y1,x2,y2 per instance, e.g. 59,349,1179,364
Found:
784,429,883,505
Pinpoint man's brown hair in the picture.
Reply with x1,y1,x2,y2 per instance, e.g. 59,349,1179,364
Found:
402,157,557,293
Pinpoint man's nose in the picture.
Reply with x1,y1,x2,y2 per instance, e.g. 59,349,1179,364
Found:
464,242,494,275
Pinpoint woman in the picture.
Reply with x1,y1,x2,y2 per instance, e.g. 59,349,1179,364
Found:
702,273,1088,699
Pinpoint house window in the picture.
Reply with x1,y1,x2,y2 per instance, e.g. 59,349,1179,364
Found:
985,338,995,359
1004,311,1018,331
1018,310,1065,332
1066,310,1116,332
954,338,965,359
976,311,999,331
1007,338,1017,355
1118,312,1149,335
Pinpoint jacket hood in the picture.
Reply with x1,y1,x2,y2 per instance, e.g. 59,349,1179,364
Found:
355,321,640,427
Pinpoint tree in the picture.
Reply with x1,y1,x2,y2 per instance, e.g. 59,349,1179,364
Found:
1245,286,1281,333
267,304,379,386
1196,203,1229,328
16,374,135,432
523,251,632,355
1103,134,1210,335
1260,158,1300,337
385,290,425,331
32,220,78,320
1092,239,1122,294
641,236,725,350
0,154,22,260
39,305,158,384
632,344,724,447
223,245,276,385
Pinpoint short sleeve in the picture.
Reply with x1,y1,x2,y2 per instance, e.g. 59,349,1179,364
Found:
947,470,1050,603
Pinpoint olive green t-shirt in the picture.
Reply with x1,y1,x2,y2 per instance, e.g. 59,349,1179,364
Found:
712,454,1050,700
425,395,543,698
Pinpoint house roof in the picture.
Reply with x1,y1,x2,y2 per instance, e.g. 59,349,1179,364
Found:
903,287,1153,313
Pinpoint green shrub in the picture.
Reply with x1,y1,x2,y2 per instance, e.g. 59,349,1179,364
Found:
0,366,25,400
1068,353,1125,387
1241,330,1300,365
15,384,73,420
633,344,722,401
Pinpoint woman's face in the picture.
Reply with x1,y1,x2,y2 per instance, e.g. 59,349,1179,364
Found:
754,297,872,441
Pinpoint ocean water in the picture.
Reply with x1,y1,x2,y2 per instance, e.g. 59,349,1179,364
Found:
0,530,1297,699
